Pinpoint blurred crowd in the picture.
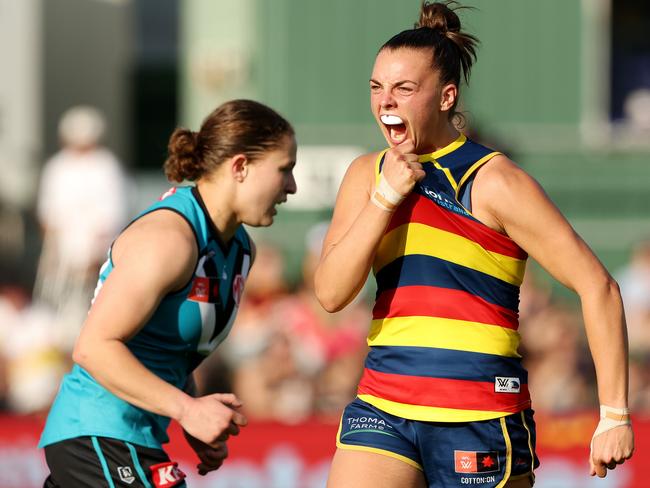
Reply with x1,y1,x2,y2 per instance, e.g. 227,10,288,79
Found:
1,107,650,421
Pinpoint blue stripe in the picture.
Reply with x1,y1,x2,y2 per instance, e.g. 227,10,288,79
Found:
91,436,116,488
437,139,494,182
126,442,153,488
374,254,520,311
365,345,527,383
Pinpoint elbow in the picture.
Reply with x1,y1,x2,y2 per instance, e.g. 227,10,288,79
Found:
314,286,346,313
314,275,347,313
318,296,346,314
580,271,621,300
71,337,94,370
598,272,621,297
71,343,87,369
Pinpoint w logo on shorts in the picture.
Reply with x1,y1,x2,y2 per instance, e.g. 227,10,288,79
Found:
454,450,499,473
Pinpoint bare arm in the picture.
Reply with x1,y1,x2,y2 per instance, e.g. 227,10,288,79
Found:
73,210,246,447
472,155,634,477
315,140,424,312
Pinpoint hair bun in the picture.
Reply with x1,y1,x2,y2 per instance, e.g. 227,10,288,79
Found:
416,1,462,34
164,128,204,182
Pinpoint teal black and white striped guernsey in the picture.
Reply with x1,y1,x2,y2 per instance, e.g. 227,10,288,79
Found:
39,185,252,449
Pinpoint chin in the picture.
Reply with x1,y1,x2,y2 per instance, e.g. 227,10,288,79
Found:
246,215,274,228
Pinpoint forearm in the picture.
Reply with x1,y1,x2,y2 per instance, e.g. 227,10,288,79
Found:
580,278,629,407
74,338,192,420
315,200,393,312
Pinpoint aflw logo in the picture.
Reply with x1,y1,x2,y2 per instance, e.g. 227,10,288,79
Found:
495,376,520,393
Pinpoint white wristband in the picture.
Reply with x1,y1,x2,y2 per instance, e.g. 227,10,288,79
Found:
592,405,631,439
370,173,405,212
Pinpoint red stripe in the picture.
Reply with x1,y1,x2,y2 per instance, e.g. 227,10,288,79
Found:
372,286,519,330
387,193,527,259
358,368,530,413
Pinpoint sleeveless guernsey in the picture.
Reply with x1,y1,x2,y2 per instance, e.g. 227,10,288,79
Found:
357,134,531,422
39,186,252,449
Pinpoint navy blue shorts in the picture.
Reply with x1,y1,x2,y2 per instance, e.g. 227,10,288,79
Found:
337,398,539,487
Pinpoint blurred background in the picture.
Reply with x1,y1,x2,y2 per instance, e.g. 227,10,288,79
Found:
0,0,649,487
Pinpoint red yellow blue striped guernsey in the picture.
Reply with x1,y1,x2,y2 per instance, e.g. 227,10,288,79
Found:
357,133,531,422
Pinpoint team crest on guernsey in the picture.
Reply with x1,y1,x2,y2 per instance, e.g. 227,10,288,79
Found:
454,450,499,473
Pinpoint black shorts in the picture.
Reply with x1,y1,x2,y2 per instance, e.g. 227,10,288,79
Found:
43,436,187,488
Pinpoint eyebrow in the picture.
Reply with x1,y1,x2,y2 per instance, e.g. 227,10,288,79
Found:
369,78,419,87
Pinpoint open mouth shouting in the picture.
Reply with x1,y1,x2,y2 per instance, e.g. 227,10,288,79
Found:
380,114,408,145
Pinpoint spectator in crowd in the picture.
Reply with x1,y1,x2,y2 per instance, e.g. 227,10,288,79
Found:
276,222,369,420
225,224,370,424
617,238,650,411
0,284,68,414
617,238,650,354
520,304,595,412
34,106,130,350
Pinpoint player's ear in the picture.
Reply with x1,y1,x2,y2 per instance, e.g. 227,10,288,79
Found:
231,154,249,182
440,84,457,112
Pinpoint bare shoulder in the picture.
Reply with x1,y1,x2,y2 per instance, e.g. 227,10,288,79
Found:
111,209,198,291
343,150,383,191
473,154,536,196
472,154,550,233
472,154,548,210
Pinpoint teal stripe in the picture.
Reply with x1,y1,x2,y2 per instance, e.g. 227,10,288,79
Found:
341,429,399,439
126,442,153,488
91,436,116,488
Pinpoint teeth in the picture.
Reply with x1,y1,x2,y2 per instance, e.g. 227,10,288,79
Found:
381,114,403,125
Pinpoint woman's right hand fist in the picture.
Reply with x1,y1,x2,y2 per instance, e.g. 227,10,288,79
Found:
381,139,425,197
178,393,248,448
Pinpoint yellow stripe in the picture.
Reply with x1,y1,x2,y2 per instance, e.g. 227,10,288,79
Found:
335,441,424,471
375,223,526,286
495,417,513,488
420,133,467,161
374,149,389,186
455,151,502,198
521,411,536,478
368,316,522,357
358,394,509,422
377,133,467,185
432,160,458,191
415,134,467,191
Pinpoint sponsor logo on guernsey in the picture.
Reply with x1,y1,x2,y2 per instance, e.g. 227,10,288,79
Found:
150,461,186,487
159,187,177,200
189,277,210,302
421,185,471,216
495,376,521,393
454,450,499,474
117,466,135,484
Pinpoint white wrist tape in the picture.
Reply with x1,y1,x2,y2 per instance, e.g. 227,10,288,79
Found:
371,173,405,212
592,405,631,439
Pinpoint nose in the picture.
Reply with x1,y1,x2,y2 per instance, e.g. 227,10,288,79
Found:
286,172,297,195
379,91,396,110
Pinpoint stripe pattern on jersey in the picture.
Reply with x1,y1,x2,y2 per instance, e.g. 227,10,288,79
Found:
358,134,530,422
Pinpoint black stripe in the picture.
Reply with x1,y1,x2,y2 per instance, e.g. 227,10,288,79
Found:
210,241,245,341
